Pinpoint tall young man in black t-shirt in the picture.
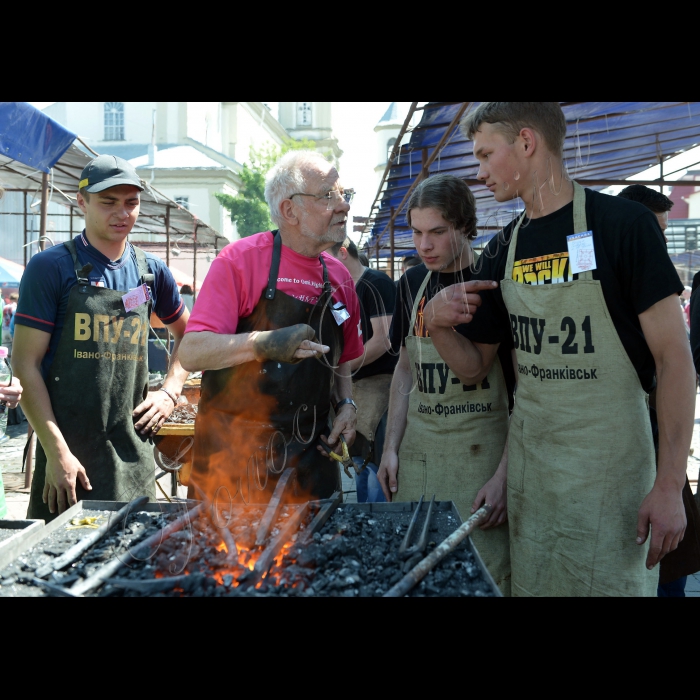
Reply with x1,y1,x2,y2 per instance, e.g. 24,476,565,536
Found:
425,102,693,596
330,237,396,501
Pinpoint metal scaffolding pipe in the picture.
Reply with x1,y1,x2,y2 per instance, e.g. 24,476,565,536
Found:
389,207,395,281
165,206,171,268
39,172,49,251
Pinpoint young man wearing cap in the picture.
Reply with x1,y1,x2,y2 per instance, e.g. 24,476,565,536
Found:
14,155,190,520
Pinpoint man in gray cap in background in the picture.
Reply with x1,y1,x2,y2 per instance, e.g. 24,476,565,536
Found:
14,155,190,520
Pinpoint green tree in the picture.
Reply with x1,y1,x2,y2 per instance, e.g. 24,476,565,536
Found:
215,138,322,238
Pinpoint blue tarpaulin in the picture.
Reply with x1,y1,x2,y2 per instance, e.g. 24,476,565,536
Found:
365,102,700,256
0,102,76,173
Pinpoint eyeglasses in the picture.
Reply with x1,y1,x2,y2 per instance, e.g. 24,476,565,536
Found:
290,188,355,209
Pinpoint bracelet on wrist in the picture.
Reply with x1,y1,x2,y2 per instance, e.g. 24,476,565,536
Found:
159,387,178,404
334,398,357,413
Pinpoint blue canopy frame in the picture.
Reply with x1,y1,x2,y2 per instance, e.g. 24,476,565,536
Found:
363,102,700,267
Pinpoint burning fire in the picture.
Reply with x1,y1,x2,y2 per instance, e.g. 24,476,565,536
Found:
211,538,297,589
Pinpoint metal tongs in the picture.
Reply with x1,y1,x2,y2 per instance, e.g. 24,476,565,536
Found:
398,494,436,573
329,434,362,479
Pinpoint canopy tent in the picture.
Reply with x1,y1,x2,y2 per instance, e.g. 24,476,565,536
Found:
0,256,24,286
362,102,700,274
167,265,200,291
0,102,227,292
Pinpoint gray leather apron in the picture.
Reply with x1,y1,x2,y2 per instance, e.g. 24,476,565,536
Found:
28,240,155,521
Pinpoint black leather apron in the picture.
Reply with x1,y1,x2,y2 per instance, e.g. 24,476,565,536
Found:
191,231,344,503
28,239,155,521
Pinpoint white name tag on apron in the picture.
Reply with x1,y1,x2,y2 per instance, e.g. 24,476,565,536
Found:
566,230,597,274
331,301,350,326
122,284,151,312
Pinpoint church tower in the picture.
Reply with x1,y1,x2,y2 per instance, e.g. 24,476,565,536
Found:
374,102,405,188
278,102,343,166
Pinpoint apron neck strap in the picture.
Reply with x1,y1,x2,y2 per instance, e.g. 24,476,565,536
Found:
572,181,593,281
504,181,591,281
132,244,154,289
265,230,332,301
409,270,433,334
265,230,283,300
63,238,92,285
504,212,526,281
318,252,332,296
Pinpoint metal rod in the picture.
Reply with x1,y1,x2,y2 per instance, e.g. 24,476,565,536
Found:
165,205,171,268
39,172,49,251
35,496,150,579
249,503,309,585
23,191,28,267
398,495,424,556
389,207,395,281
192,220,198,300
299,491,343,544
255,467,297,546
374,102,472,251
384,505,491,598
69,503,204,597
360,102,419,242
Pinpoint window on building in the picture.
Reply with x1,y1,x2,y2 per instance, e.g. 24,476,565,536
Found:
297,102,312,126
104,102,125,141
387,137,397,162
175,196,189,210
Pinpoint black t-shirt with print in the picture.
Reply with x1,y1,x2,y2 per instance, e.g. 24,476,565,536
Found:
390,262,516,405
466,188,683,392
354,267,398,380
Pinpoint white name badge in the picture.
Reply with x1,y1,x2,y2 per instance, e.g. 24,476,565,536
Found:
566,230,597,275
122,284,151,312
331,300,350,326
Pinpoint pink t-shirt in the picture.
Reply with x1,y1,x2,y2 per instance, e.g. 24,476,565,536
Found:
186,231,364,365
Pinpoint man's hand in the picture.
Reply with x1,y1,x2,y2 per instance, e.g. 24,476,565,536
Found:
423,280,498,333
637,483,686,569
43,449,92,514
377,451,399,502
252,324,329,364
0,377,22,409
133,390,176,435
471,472,507,529
318,405,357,459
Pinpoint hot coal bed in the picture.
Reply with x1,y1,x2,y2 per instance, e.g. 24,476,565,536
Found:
0,500,498,597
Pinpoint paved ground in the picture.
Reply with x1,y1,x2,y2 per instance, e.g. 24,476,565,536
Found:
3,398,700,596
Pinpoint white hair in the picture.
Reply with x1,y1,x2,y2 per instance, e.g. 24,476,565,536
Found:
265,150,331,227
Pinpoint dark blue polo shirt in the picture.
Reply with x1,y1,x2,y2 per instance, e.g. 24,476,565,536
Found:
16,231,184,378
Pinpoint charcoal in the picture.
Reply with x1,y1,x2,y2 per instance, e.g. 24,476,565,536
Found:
21,501,499,598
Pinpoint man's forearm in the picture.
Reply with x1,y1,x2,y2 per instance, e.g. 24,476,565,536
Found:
384,363,411,455
179,331,256,371
332,362,353,405
161,333,190,394
349,336,389,372
429,326,492,386
656,351,695,490
15,364,69,460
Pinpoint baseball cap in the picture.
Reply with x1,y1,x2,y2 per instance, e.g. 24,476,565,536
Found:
79,154,144,193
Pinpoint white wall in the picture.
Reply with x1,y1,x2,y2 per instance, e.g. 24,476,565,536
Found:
48,102,157,145
688,191,700,219
186,102,223,151
229,103,285,164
